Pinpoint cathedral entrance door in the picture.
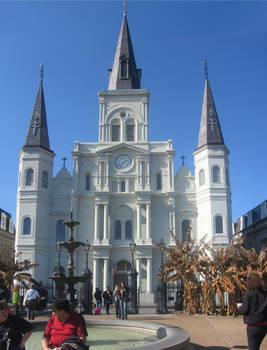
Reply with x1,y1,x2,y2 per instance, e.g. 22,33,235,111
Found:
112,260,131,288
113,273,128,288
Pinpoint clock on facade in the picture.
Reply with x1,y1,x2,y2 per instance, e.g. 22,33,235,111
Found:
115,155,131,170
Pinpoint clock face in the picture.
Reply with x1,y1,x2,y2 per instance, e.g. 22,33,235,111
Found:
115,155,131,170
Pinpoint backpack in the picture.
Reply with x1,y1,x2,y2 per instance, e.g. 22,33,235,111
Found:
251,293,267,323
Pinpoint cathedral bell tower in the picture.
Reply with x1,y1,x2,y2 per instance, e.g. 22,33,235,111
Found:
15,66,54,282
193,63,232,248
98,10,149,144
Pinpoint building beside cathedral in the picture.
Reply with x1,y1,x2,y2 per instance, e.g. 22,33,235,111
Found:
15,11,232,304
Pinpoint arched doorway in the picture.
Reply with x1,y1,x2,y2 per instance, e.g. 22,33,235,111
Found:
113,260,131,288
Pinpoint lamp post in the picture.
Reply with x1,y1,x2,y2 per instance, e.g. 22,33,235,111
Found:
156,238,168,314
81,241,93,314
128,242,138,314
52,242,65,299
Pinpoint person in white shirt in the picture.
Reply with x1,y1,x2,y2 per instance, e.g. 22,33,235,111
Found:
23,285,40,320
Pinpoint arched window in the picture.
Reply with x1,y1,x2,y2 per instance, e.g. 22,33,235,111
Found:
115,220,121,240
125,221,132,240
126,124,135,141
56,220,65,242
23,217,31,235
212,166,220,183
199,169,205,186
112,124,120,141
25,169,34,186
86,174,90,191
156,173,162,190
182,219,190,242
215,215,223,234
121,180,126,193
41,171,48,188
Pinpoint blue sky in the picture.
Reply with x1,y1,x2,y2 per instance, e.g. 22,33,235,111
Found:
0,1,267,223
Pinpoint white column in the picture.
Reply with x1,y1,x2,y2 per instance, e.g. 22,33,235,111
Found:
93,259,99,293
103,204,108,240
103,258,109,290
137,204,141,239
147,258,152,293
136,258,141,291
94,204,99,240
146,203,151,240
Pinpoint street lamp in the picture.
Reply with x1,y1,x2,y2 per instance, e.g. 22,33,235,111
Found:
81,241,93,314
156,238,168,314
128,241,138,314
129,242,136,267
56,242,62,268
52,242,65,299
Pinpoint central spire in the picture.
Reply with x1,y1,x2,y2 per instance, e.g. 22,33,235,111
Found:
108,10,141,90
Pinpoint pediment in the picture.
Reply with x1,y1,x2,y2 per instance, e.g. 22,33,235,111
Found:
96,143,150,155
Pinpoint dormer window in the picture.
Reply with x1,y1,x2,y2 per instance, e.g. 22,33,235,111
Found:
120,55,129,79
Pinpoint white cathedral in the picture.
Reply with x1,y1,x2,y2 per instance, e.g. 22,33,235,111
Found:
15,11,232,305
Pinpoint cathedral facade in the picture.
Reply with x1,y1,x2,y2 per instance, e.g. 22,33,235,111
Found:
15,12,232,304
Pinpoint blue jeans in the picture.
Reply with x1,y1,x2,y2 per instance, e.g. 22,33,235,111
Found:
96,300,102,308
119,300,127,319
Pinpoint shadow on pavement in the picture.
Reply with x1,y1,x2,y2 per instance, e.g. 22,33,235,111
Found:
191,343,248,350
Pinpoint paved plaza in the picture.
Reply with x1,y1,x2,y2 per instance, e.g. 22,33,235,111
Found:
35,308,267,350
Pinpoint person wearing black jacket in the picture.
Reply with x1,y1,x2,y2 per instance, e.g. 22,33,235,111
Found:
0,299,33,350
238,272,267,350
102,286,113,315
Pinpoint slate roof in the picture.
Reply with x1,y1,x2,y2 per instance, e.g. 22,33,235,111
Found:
24,80,52,153
108,13,141,90
197,78,225,149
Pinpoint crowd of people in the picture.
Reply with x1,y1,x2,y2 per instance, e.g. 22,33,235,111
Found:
0,273,266,350
93,281,130,319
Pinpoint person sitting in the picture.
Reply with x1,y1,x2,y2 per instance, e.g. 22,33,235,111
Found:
0,299,33,350
42,298,88,350
23,284,40,320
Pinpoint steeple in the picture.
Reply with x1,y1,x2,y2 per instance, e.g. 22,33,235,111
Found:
197,65,225,149
24,66,52,153
108,11,141,90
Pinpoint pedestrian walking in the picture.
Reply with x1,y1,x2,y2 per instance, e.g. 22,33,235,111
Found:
238,272,267,350
12,285,21,315
23,284,39,320
113,284,121,318
102,286,113,315
94,288,102,315
119,281,129,320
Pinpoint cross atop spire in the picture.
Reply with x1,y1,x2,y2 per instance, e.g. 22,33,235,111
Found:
62,157,67,168
108,10,141,90
123,0,127,16
40,63,44,81
203,59,208,79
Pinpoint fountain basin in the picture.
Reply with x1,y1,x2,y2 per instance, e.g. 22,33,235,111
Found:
29,319,190,350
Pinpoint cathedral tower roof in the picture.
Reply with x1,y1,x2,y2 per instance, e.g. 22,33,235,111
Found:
108,11,141,90
24,67,53,153
197,65,225,149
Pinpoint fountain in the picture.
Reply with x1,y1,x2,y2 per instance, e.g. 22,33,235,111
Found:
50,212,92,310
